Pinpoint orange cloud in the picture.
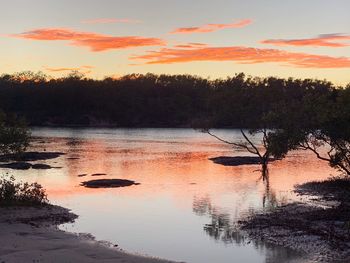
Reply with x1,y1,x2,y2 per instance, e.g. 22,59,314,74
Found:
174,43,209,48
11,28,165,52
81,18,141,24
170,19,252,34
43,65,94,72
131,46,350,68
261,34,350,48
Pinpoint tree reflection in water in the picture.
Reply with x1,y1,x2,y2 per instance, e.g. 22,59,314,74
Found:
193,194,245,244
192,178,304,263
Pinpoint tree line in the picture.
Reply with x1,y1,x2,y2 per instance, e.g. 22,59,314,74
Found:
1,71,350,176
0,71,346,128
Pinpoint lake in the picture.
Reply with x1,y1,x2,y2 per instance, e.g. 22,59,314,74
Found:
2,128,336,263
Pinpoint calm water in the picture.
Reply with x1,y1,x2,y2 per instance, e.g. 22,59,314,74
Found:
2,128,336,263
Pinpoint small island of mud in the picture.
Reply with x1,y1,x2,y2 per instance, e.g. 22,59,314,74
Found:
91,173,107,176
81,179,139,188
210,156,276,166
238,177,350,262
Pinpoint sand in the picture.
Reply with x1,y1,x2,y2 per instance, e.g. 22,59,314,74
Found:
0,205,177,263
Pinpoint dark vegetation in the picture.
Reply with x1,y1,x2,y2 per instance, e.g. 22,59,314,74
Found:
0,176,48,206
0,111,30,157
0,71,214,127
0,109,49,206
0,71,343,128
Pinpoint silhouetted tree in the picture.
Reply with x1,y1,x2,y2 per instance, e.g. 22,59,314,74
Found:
265,80,350,176
0,111,30,156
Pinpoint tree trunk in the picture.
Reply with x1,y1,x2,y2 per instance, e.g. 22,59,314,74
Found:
261,155,269,181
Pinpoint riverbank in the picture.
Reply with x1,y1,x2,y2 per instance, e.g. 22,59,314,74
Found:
0,205,175,263
238,177,350,262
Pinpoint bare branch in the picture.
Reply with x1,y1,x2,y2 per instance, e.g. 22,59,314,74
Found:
206,130,259,155
299,136,350,175
300,140,332,162
240,129,262,158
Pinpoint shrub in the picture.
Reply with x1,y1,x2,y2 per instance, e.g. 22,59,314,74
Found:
0,175,48,206
0,112,31,157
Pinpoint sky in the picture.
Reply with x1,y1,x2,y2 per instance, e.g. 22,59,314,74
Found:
1,0,350,85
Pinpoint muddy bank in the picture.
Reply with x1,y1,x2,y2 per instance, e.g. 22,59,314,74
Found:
0,205,174,263
0,152,64,162
0,162,60,170
238,177,350,262
0,151,64,170
295,177,350,203
0,152,64,170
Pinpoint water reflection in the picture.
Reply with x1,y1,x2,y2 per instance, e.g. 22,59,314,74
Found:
193,195,234,243
193,194,303,263
6,128,336,263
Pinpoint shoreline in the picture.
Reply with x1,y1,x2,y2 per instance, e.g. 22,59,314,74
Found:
0,205,176,263
238,177,350,262
29,125,252,130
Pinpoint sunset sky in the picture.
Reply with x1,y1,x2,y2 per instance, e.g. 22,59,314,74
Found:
1,0,349,84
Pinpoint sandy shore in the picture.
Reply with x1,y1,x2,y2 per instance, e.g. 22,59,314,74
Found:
0,205,176,263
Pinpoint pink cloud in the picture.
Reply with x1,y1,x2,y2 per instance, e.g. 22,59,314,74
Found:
131,46,350,68
11,28,165,52
81,18,142,24
170,19,252,34
261,34,350,48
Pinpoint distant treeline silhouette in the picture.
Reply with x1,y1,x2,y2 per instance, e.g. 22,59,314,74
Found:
0,71,348,128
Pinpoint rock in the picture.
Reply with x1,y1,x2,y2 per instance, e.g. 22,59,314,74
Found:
81,179,138,188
